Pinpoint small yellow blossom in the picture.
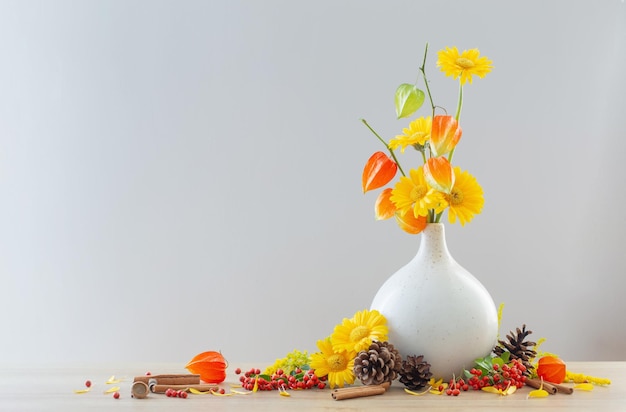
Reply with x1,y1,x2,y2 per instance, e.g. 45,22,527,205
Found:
389,116,432,152
437,47,493,85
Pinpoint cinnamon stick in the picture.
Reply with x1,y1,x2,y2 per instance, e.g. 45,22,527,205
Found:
331,384,387,400
525,378,557,394
131,381,150,399
151,383,219,394
549,382,574,394
525,378,573,395
133,374,200,385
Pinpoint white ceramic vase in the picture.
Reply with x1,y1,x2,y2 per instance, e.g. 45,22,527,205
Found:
370,223,498,379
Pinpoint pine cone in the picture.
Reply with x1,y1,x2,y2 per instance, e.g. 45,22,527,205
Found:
493,324,537,374
398,355,432,390
353,341,401,385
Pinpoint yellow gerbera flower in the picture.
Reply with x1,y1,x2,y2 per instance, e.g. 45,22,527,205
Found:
310,338,355,389
390,168,447,218
444,167,484,225
389,116,432,152
331,309,388,353
437,47,493,85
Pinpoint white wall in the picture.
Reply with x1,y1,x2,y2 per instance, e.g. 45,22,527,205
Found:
1,0,624,366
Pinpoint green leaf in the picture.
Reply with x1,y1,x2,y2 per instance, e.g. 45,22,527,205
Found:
394,83,425,119
499,352,510,363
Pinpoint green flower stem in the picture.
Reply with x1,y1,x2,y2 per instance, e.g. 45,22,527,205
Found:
360,119,406,177
455,79,464,122
434,210,443,223
419,43,437,119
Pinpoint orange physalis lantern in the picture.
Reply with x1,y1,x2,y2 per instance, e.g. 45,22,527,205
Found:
536,356,566,384
430,115,462,157
362,151,398,193
395,212,427,234
423,156,455,194
374,188,396,220
185,351,228,383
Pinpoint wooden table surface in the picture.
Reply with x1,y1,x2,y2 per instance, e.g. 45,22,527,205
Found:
2,361,624,411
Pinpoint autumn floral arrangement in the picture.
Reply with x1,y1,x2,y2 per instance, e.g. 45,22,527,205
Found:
361,44,490,234
73,45,611,402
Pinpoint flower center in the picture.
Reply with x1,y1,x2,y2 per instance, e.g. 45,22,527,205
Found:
410,185,427,202
349,326,370,342
327,354,347,372
455,57,475,69
446,189,464,206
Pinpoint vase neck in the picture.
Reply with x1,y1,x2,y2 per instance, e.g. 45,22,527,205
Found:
417,224,451,259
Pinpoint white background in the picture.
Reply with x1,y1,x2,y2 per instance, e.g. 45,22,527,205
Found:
1,0,625,366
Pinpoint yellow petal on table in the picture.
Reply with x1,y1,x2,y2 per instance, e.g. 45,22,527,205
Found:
405,387,430,396
106,375,123,384
210,391,233,397
73,388,91,394
104,386,120,394
528,389,549,398
575,383,594,391
189,388,211,395
231,389,252,395
482,385,517,396
279,389,291,397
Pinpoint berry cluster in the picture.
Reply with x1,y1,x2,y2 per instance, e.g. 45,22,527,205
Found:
164,388,188,398
445,377,469,396
466,359,527,391
237,367,326,391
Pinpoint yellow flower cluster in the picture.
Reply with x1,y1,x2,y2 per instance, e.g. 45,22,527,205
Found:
309,309,388,388
563,371,612,386
263,349,311,376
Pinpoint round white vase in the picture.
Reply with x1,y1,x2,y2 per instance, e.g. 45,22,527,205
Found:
370,223,498,379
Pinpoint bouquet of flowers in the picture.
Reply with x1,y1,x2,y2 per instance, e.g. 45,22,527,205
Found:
362,44,492,234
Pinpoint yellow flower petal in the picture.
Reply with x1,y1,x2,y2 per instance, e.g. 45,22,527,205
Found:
528,389,550,398
405,387,430,396
106,376,123,384
73,388,91,394
231,389,252,395
211,391,233,397
104,386,120,394
575,383,594,391
189,388,212,395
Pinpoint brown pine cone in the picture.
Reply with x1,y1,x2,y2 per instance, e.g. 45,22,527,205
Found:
493,324,537,375
398,355,432,390
353,341,401,385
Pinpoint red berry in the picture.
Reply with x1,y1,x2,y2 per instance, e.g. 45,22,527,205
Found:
85,380,92,388
452,388,460,396
219,388,225,394
235,367,242,375
145,371,152,376
318,382,326,389
254,369,261,375
180,391,188,398
445,389,452,395
113,391,120,399
492,364,499,371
